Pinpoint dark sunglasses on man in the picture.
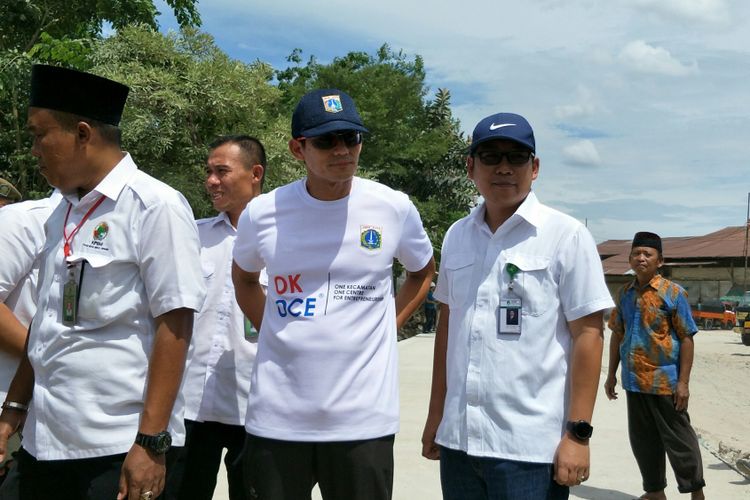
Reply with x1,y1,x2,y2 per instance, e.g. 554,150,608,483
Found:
475,150,534,166
300,130,362,150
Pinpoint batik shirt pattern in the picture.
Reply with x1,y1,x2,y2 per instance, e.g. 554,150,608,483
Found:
608,275,698,395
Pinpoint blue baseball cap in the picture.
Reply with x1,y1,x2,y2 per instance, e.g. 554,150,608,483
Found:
469,112,535,154
291,89,369,139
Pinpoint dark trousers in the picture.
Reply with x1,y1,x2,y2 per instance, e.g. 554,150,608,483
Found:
626,391,706,494
243,433,394,500
176,419,248,500
423,308,436,332
12,446,183,500
439,446,568,500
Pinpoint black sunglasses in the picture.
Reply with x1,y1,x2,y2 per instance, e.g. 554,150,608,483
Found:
301,131,362,150
475,150,534,166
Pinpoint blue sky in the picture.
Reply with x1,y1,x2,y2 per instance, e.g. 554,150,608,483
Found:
156,0,750,242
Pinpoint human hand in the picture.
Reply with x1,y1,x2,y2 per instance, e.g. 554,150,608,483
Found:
0,409,26,464
421,414,442,460
117,444,166,500
553,434,590,487
604,374,618,400
674,381,690,411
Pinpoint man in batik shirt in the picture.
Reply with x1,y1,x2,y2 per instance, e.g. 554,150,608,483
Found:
605,231,705,500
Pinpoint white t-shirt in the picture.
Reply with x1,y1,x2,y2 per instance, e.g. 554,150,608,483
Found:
434,192,614,463
233,177,433,441
25,154,206,460
0,193,61,400
182,213,266,426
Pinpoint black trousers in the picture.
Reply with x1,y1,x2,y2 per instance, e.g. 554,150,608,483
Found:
12,446,183,500
176,419,248,500
243,433,394,500
423,308,437,332
626,391,705,494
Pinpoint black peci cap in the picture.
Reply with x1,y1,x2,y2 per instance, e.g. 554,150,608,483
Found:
30,65,129,126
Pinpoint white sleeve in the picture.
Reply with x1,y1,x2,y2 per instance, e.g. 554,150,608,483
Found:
558,225,615,321
232,201,264,273
137,200,206,317
0,207,41,302
395,200,433,272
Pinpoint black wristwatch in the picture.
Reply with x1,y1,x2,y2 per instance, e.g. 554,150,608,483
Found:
135,430,172,454
566,420,593,441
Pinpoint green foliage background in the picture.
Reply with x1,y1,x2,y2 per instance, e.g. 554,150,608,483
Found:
0,2,475,259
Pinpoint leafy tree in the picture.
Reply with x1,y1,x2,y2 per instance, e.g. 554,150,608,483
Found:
0,0,200,52
0,0,201,197
90,25,291,218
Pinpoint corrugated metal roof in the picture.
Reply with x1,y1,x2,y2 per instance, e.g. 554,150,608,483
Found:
598,226,750,275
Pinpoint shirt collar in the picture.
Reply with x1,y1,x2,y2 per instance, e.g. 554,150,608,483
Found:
469,190,543,233
626,273,664,292
63,153,137,206
211,212,235,232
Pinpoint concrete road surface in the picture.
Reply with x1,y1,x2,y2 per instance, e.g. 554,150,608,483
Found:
213,328,750,499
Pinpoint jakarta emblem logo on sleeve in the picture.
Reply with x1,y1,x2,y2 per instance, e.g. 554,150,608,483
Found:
322,95,343,113
360,225,382,250
93,222,109,241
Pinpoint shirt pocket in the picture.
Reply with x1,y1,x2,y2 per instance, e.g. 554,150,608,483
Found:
443,252,475,307
508,254,554,317
76,254,119,324
201,258,215,282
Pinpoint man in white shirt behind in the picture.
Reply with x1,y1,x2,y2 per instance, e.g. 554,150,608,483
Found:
178,135,265,500
421,112,614,500
0,191,61,496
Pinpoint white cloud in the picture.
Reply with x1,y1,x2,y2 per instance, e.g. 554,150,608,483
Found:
562,140,602,167
630,0,730,25
618,40,698,76
554,86,602,119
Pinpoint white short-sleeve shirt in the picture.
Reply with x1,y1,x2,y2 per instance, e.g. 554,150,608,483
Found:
25,154,207,460
434,192,614,463
182,213,267,426
233,177,433,441
0,193,61,400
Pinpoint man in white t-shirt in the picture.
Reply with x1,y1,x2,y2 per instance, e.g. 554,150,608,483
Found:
178,135,266,500
0,65,206,500
232,89,435,500
421,112,614,500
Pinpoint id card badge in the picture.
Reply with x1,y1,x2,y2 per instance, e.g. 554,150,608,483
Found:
62,264,80,326
498,297,522,335
244,316,259,342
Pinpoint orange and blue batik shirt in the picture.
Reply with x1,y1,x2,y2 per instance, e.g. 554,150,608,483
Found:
608,274,698,395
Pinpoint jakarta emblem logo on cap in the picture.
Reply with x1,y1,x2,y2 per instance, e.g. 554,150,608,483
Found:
93,222,109,241
360,225,382,250
322,95,343,113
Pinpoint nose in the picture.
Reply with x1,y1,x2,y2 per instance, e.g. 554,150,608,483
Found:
331,139,350,155
205,173,219,188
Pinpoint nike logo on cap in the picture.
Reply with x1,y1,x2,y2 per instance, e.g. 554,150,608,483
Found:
489,123,516,130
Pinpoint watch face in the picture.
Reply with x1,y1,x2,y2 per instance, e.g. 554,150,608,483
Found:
155,431,172,454
573,421,593,440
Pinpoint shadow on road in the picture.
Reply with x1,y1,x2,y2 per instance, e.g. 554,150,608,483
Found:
571,484,636,499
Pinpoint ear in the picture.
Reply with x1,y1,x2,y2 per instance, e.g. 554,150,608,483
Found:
531,155,540,181
251,164,264,184
288,139,305,161
466,155,475,180
76,121,93,145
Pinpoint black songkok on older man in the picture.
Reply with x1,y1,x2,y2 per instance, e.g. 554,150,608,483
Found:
29,65,129,126
631,231,662,253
